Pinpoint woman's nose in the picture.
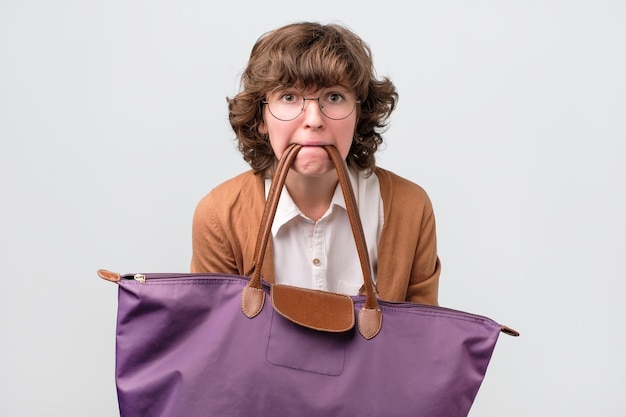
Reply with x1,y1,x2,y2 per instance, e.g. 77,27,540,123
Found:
302,98,324,127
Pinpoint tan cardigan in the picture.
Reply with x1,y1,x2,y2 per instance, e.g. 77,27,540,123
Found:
191,167,440,305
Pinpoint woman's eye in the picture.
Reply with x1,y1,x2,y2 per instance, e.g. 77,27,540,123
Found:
280,93,298,103
326,93,344,104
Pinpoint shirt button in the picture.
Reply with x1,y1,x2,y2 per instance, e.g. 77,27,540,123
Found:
312,258,321,266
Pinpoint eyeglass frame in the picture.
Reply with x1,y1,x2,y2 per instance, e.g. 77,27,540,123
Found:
261,88,361,121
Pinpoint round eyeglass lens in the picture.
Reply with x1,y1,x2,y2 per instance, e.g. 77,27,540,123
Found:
265,89,358,121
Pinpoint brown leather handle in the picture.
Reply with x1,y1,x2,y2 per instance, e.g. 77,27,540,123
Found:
324,144,379,309
241,143,382,339
249,142,302,287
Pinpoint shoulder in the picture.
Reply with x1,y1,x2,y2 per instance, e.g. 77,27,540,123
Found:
374,167,433,210
207,170,262,199
194,170,264,217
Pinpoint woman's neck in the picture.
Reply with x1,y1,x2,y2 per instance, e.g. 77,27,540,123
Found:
284,170,339,222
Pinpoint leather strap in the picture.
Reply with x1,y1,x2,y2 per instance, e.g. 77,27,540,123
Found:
241,143,382,339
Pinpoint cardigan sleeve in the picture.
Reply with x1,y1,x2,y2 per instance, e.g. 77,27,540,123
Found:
375,167,441,305
189,171,272,279
405,199,441,305
190,191,240,274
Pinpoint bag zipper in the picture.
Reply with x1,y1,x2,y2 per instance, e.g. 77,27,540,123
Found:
119,272,243,283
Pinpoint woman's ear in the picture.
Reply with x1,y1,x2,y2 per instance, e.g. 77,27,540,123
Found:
258,121,267,135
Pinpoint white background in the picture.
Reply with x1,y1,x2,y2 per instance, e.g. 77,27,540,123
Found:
1,1,624,416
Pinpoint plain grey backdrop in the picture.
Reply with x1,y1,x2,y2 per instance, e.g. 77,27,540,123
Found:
1,1,624,416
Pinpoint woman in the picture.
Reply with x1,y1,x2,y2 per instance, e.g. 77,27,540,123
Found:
191,21,440,305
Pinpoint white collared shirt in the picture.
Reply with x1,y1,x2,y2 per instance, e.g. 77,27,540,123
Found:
265,168,383,295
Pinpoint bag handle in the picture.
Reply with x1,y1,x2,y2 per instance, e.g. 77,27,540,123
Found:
241,143,382,339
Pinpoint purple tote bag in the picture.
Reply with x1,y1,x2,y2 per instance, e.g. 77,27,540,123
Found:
99,144,518,417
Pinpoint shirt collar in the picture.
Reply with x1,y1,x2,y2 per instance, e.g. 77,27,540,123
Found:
264,167,360,236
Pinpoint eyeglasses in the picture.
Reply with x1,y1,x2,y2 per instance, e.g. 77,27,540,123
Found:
262,88,360,121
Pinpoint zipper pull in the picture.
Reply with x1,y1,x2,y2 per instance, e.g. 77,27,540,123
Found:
134,274,146,283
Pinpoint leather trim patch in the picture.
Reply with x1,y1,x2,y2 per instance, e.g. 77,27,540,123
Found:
271,284,355,332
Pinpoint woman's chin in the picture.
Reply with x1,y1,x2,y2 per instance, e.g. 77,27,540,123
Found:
292,153,334,177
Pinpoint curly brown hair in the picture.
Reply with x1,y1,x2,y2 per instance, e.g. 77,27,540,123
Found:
228,21,398,176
